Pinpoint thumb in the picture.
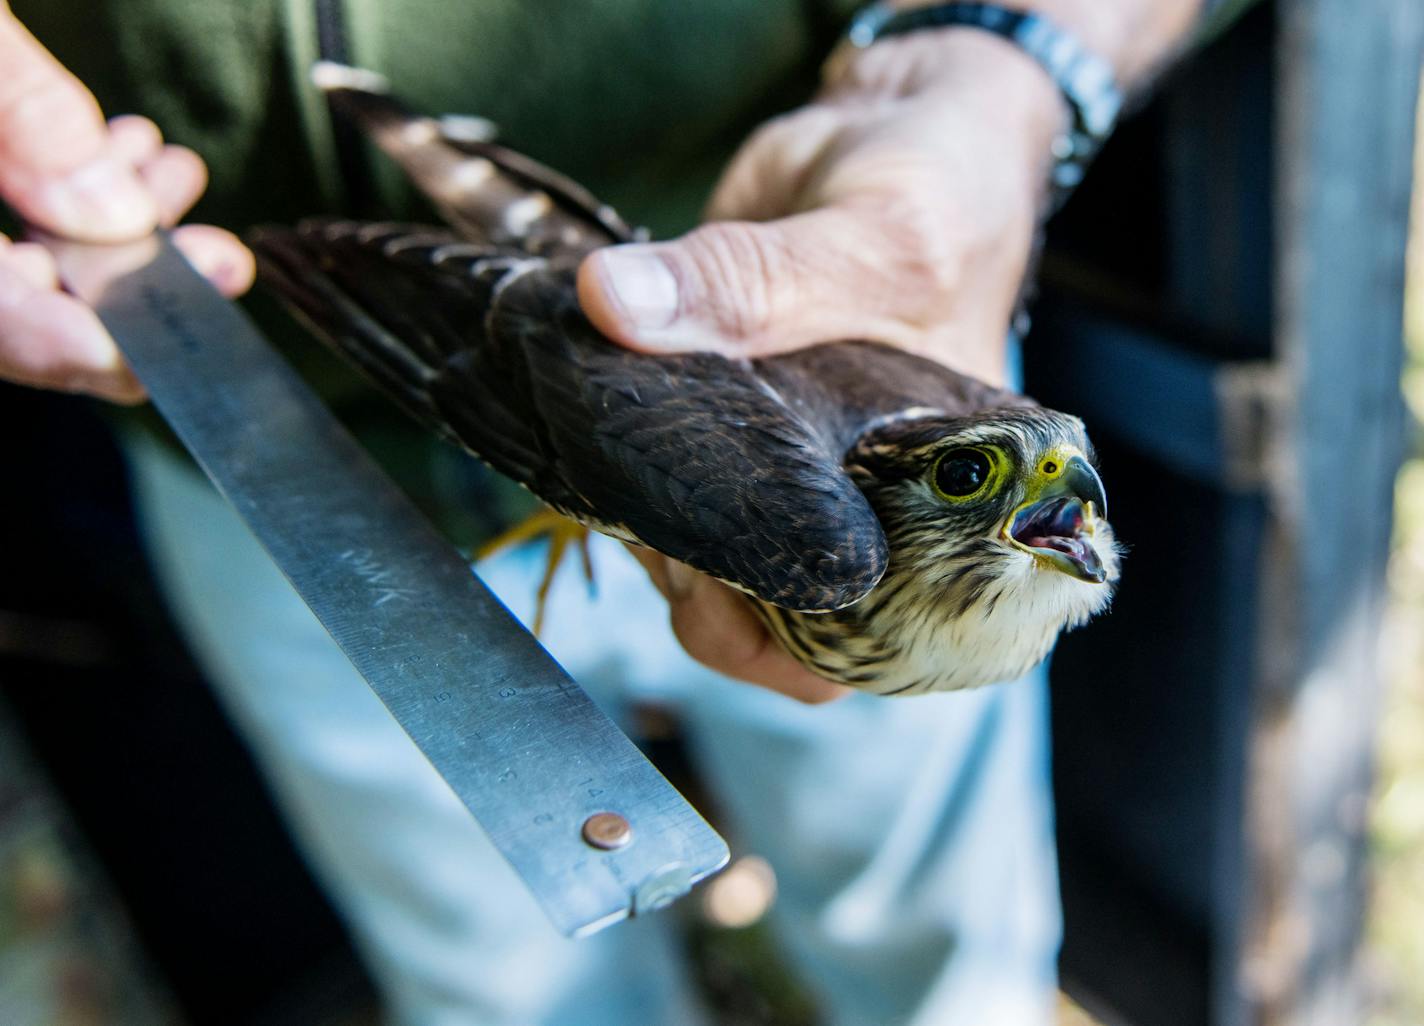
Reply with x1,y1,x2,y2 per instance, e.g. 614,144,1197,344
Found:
577,201,947,358
0,10,157,240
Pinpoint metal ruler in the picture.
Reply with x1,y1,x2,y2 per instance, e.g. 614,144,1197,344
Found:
50,233,728,937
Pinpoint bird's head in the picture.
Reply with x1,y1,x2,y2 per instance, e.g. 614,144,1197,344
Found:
845,405,1120,635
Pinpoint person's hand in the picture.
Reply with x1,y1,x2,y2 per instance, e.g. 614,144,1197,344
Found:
0,6,253,403
578,31,1066,701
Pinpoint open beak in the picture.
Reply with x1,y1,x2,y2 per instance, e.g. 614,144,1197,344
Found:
1002,456,1108,584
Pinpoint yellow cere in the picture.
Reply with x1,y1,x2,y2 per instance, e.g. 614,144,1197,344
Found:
1024,446,1086,504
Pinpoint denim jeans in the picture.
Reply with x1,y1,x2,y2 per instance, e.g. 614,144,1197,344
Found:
125,424,1060,1026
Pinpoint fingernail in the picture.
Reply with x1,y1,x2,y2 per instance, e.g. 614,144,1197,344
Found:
32,158,157,240
664,561,697,601
73,330,126,373
179,244,234,291
597,247,680,330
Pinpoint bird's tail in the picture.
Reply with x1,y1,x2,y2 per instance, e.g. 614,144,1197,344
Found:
310,61,643,254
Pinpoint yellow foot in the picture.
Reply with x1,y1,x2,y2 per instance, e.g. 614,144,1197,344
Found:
476,508,593,636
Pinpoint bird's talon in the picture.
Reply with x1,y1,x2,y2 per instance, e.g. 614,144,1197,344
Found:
476,508,593,635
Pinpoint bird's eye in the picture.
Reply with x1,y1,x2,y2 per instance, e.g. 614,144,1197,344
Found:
933,448,993,499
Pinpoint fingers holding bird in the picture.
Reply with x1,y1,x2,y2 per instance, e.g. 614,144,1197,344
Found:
577,33,1067,388
626,546,851,705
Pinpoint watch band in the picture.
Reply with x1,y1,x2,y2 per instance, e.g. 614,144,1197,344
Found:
846,2,1124,205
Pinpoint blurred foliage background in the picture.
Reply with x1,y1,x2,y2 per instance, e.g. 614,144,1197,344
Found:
1364,88,1424,1026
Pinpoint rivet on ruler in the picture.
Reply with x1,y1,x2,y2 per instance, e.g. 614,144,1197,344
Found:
581,812,633,850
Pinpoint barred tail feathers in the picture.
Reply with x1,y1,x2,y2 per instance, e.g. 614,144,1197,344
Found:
310,62,642,253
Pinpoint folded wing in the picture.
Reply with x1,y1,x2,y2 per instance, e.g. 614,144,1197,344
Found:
251,220,889,612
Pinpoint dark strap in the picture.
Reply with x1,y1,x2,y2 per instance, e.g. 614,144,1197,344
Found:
314,0,373,213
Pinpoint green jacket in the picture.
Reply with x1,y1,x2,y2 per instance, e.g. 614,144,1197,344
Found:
17,1,859,232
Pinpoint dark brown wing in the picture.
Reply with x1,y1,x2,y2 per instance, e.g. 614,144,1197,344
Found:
252,220,889,611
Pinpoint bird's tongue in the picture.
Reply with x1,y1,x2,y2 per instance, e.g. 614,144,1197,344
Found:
1010,497,1105,582
1015,495,1081,540
1026,533,1091,560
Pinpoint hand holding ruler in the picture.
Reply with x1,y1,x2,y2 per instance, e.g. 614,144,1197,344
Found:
48,232,728,938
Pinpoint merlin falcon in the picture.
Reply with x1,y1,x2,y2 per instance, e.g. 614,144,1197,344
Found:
249,65,1122,696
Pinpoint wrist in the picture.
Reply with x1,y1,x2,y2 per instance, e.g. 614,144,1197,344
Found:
923,31,1067,157
824,30,1067,204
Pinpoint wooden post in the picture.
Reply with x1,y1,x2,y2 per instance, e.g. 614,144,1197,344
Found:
1243,2,1422,1023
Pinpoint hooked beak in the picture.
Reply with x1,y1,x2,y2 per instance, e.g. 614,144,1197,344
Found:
1002,455,1109,584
